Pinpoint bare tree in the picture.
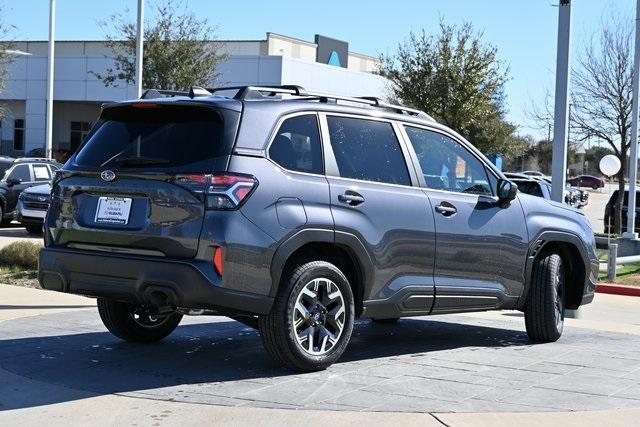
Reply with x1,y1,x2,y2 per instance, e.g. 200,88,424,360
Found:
571,12,633,233
0,4,16,118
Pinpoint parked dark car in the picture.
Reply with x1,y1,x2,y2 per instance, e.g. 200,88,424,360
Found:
16,183,51,234
38,85,597,371
567,175,605,189
604,189,640,233
0,158,60,224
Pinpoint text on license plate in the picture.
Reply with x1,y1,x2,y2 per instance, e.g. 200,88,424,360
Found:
95,197,133,225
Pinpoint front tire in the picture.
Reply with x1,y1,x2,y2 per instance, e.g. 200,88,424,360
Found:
97,298,182,343
258,261,354,372
524,253,565,342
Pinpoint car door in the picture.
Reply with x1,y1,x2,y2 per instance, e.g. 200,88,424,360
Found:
4,164,33,212
401,125,528,313
320,113,436,316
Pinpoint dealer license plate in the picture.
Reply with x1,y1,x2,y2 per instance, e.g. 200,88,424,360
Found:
94,197,133,225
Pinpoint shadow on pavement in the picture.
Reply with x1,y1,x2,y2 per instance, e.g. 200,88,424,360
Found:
0,315,530,411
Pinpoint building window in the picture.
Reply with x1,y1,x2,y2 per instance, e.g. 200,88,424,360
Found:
13,119,25,151
70,121,90,151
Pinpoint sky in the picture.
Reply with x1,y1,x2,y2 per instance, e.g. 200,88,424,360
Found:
0,0,636,139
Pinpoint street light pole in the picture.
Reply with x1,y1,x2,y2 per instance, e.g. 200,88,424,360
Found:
45,0,56,159
624,0,640,239
135,0,144,98
551,0,572,202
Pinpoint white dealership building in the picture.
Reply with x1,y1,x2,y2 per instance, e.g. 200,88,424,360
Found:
0,33,386,156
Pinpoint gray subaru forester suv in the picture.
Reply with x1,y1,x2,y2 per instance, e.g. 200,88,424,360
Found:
39,85,598,371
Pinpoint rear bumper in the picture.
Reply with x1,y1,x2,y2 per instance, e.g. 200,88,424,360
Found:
38,247,273,315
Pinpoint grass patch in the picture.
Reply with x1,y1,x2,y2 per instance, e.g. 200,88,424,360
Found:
598,262,640,286
0,241,41,269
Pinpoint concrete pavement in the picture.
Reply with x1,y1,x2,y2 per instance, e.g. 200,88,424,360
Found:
2,285,640,425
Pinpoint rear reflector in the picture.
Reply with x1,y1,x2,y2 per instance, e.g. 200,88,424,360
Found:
213,246,223,276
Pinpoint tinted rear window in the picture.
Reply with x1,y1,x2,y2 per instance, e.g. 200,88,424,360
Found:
513,180,543,197
73,104,229,171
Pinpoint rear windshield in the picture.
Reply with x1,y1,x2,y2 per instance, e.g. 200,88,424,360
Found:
513,180,543,197
73,104,229,171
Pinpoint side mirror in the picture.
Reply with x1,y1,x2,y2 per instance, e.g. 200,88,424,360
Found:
6,178,21,187
497,179,517,202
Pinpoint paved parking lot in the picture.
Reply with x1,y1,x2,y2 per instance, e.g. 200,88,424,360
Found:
0,225,42,248
2,286,640,421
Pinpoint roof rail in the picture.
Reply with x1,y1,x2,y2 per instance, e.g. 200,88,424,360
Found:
206,85,434,120
15,157,57,163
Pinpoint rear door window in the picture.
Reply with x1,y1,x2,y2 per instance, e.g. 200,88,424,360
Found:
326,116,410,186
73,104,230,171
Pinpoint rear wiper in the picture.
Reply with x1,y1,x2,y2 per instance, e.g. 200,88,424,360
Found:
114,156,170,167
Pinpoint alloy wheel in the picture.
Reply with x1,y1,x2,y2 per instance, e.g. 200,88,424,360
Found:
292,278,346,356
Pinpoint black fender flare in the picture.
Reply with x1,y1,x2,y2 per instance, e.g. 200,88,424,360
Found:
518,229,590,310
269,228,374,298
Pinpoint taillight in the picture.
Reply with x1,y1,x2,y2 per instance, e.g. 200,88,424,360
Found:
206,173,258,210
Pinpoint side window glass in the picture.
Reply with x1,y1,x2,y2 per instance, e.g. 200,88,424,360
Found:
404,126,494,196
33,164,52,182
327,116,410,185
269,114,323,174
8,165,31,183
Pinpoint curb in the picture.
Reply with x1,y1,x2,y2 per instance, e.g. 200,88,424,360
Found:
596,283,640,297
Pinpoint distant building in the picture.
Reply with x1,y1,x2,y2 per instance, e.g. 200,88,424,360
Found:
0,32,386,156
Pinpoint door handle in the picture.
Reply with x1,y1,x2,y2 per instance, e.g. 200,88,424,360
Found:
338,191,365,206
435,203,457,216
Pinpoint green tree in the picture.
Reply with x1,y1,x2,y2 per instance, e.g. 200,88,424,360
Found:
93,0,228,91
379,20,525,159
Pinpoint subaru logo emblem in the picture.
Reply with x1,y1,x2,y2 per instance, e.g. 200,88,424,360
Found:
101,170,116,182
38,196,47,202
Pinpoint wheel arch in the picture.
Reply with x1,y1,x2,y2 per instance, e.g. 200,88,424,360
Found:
520,231,588,310
269,229,374,316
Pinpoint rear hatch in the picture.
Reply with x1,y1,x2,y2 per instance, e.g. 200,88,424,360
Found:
48,101,240,259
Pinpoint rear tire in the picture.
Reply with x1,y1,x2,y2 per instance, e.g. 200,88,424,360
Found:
524,253,565,343
25,224,42,235
258,261,354,372
97,298,182,343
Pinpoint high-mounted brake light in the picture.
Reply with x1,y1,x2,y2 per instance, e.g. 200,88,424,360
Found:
206,173,258,210
131,102,160,109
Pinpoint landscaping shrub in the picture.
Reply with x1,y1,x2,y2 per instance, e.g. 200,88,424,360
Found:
0,241,42,269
